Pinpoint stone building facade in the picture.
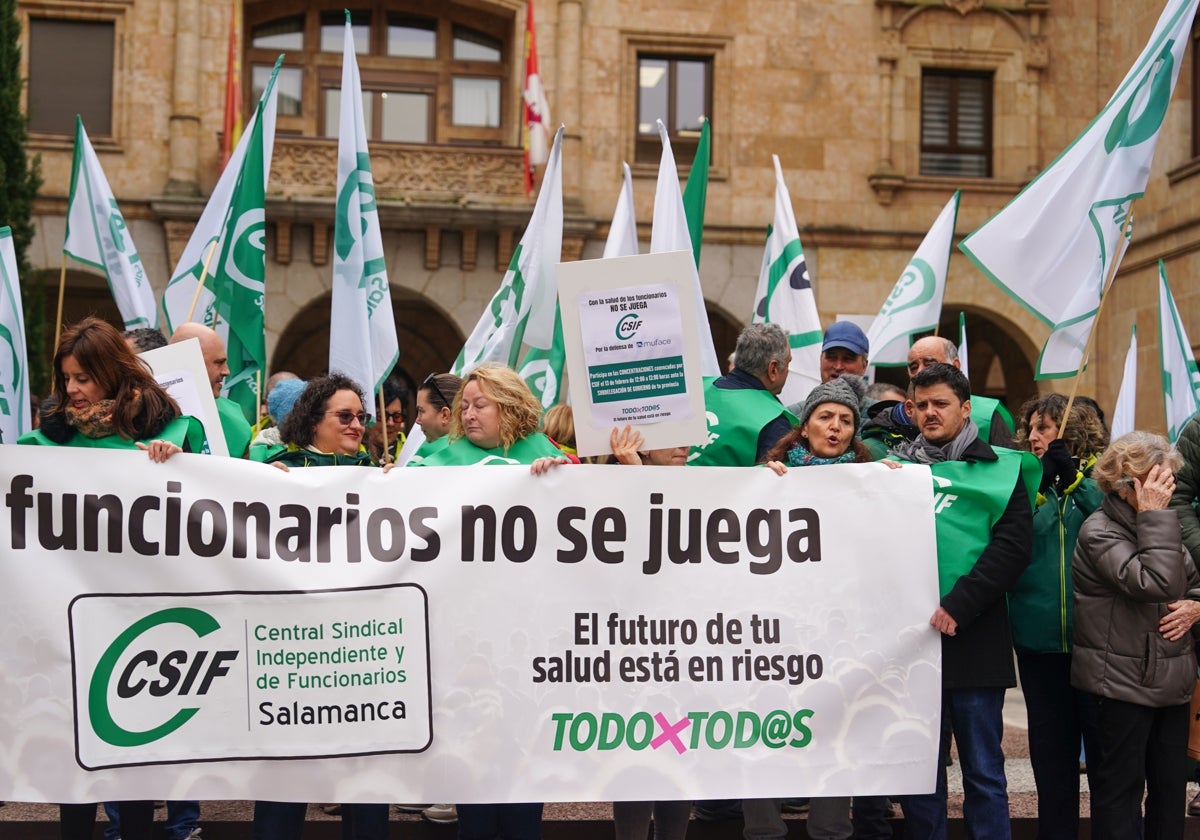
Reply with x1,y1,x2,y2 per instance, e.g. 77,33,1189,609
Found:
18,0,1200,429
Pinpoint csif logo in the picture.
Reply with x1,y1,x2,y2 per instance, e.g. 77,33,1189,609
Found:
615,314,642,341
88,607,239,747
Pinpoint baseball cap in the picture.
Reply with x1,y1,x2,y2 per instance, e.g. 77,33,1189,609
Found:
821,321,869,356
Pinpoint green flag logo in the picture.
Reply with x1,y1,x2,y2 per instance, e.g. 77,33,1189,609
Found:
879,258,936,318
1105,42,1174,153
222,209,267,296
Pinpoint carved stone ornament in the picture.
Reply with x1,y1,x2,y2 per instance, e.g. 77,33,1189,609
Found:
944,0,985,15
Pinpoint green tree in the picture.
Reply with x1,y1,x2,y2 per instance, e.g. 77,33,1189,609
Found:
0,0,46,395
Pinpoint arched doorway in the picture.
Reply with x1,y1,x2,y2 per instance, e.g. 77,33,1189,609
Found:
707,300,743,373
872,307,1038,414
272,287,464,387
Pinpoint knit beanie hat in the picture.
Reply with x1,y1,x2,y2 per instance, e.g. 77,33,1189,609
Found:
267,378,307,424
797,374,867,429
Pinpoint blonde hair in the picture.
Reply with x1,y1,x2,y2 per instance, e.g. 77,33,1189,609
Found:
449,363,542,450
1092,430,1183,494
542,404,576,448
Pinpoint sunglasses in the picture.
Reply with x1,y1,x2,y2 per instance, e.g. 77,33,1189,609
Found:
423,373,451,410
326,410,367,426
385,411,405,425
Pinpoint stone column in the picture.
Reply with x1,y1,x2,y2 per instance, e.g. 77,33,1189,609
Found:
166,0,202,196
557,0,583,204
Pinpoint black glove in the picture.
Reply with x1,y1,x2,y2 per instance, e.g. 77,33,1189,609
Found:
1040,438,1076,494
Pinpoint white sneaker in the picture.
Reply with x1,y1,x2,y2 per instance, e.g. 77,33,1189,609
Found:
422,804,457,824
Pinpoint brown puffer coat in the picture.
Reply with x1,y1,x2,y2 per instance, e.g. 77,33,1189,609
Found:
1071,494,1200,708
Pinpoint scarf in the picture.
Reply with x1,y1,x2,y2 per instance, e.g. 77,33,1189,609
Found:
65,398,124,439
890,417,980,464
784,441,857,467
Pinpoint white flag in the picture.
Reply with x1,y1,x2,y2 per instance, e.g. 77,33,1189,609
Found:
650,121,720,378
960,0,1197,379
751,155,823,405
329,16,399,410
603,162,638,259
453,126,564,376
64,116,158,329
867,192,959,366
957,311,970,382
1110,324,1137,439
1158,262,1200,442
0,227,31,443
163,57,282,334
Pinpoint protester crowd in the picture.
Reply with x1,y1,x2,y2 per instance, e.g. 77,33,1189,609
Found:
9,315,1200,840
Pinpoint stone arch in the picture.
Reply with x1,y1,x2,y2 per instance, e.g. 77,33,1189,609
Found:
706,299,743,372
872,305,1039,417
271,286,465,387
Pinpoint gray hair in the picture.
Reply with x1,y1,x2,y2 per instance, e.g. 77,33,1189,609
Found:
734,323,790,377
1093,431,1183,494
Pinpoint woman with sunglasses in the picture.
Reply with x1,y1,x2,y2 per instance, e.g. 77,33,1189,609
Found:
255,373,388,839
265,374,377,470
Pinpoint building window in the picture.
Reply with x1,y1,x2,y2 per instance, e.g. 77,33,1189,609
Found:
636,55,711,164
27,18,115,135
920,69,992,178
246,2,511,145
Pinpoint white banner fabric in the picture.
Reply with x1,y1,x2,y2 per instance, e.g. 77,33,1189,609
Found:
0,447,940,803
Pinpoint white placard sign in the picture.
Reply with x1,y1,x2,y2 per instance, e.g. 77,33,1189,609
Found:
558,251,707,458
139,338,229,457
0,448,941,803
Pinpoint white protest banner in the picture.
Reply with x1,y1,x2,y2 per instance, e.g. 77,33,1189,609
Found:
558,251,708,457
138,339,229,457
0,448,940,803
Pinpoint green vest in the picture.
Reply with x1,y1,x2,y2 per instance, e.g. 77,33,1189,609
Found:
688,377,796,467
413,433,562,466
18,416,204,452
217,396,253,458
902,448,1038,596
969,395,1014,442
405,435,449,466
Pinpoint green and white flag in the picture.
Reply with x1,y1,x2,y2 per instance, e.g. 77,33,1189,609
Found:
650,120,719,377
958,311,970,381
1111,324,1137,439
207,97,270,423
163,56,282,334
329,13,399,411
0,227,31,442
751,155,822,405
960,0,1197,379
453,126,564,378
867,191,959,366
63,116,157,329
682,117,710,268
1158,262,1200,442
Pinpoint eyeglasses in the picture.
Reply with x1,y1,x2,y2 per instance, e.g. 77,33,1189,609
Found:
385,411,405,425
423,372,451,410
326,410,367,427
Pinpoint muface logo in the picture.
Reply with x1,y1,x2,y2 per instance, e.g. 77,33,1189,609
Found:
88,607,239,747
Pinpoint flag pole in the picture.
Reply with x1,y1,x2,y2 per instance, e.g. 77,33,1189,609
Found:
184,239,221,324
53,257,67,353
378,383,391,464
255,369,263,430
1059,207,1136,439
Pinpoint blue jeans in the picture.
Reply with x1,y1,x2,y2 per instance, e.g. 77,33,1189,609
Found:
252,802,389,840
457,803,543,840
104,800,199,840
900,687,1010,840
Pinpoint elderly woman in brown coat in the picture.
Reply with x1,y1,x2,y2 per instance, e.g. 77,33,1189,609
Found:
1072,431,1200,840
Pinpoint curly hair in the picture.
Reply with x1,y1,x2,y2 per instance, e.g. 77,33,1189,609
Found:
49,317,179,440
279,373,366,448
449,363,542,451
1013,393,1109,460
1092,430,1182,494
